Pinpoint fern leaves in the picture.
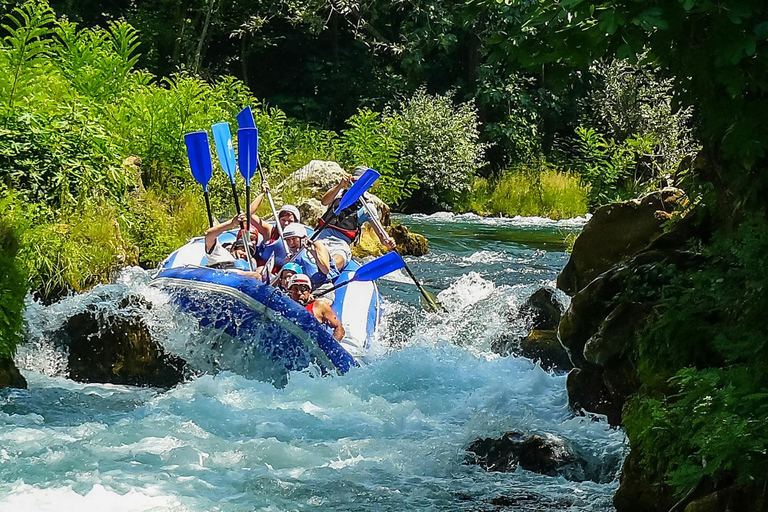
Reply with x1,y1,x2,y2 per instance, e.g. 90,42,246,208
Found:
0,0,56,108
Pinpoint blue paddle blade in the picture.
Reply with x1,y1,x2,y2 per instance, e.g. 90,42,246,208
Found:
237,106,256,128
335,169,380,214
353,251,405,282
237,127,259,184
184,131,213,191
211,122,237,182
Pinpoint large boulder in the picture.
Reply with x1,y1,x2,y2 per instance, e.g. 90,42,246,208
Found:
352,224,430,258
62,295,185,388
613,450,677,512
520,287,563,331
467,431,620,483
278,160,391,225
0,356,26,389
387,224,429,256
557,187,687,295
492,287,571,371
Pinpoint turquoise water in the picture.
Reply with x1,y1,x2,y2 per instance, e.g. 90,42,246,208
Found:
3,213,625,511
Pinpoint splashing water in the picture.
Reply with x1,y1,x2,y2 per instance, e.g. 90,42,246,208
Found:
2,214,624,511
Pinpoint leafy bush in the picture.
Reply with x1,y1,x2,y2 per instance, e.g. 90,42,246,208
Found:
0,109,130,207
623,217,768,497
337,108,417,205
565,59,699,208
387,88,487,211
1,190,135,303
0,207,27,359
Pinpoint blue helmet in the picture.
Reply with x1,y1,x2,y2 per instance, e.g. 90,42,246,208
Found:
281,262,302,275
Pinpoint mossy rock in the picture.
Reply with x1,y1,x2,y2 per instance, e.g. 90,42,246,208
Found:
519,330,573,372
388,224,429,256
557,187,687,295
351,223,430,259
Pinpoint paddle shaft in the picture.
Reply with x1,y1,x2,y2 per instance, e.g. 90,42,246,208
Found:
228,180,255,271
361,200,442,311
203,191,214,228
257,158,289,253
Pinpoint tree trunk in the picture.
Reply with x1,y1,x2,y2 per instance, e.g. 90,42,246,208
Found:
193,0,216,74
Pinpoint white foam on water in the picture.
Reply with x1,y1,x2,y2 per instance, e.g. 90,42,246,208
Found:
1,482,190,512
410,211,591,228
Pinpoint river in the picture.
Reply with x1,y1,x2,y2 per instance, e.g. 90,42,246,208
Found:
2,213,625,511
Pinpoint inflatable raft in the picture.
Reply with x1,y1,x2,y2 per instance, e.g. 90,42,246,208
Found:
150,232,381,377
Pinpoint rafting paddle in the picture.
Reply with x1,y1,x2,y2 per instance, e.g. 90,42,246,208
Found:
315,252,406,297
360,199,444,313
211,122,255,271
184,131,214,227
237,106,288,252
236,126,258,239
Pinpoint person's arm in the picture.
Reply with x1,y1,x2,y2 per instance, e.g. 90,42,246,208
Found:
305,239,331,275
320,175,351,206
361,199,396,249
248,189,273,240
317,302,345,341
205,213,244,253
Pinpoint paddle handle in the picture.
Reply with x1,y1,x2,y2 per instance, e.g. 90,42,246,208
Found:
257,157,289,253
227,181,256,271
314,278,350,297
229,181,242,214
203,191,214,228
246,184,251,238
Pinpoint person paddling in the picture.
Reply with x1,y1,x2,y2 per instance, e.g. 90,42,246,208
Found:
248,182,309,269
203,213,265,278
317,166,396,271
287,274,345,341
282,222,339,302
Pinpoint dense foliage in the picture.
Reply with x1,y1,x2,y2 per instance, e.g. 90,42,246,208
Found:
0,208,26,359
623,218,768,495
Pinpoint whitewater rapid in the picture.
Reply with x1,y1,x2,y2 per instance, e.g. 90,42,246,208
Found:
3,213,625,511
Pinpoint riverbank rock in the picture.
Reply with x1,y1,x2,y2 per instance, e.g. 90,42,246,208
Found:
557,187,687,296
519,330,573,372
0,356,27,389
388,224,429,256
351,223,430,258
491,287,571,371
520,287,563,330
467,431,619,484
62,295,185,388
613,450,677,512
277,160,391,224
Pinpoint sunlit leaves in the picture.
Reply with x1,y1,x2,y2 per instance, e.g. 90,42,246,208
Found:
0,0,55,107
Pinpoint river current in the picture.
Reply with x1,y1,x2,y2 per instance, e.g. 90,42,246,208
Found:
2,213,625,511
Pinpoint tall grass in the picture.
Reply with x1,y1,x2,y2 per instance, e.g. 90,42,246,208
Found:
466,167,589,219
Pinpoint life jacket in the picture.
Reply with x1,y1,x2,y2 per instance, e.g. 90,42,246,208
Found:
317,192,360,242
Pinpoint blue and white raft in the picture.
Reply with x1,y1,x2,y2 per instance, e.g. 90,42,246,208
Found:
150,232,382,377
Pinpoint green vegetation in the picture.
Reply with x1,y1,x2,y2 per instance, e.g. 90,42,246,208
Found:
0,209,27,359
623,218,768,495
466,166,589,220
482,0,767,503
